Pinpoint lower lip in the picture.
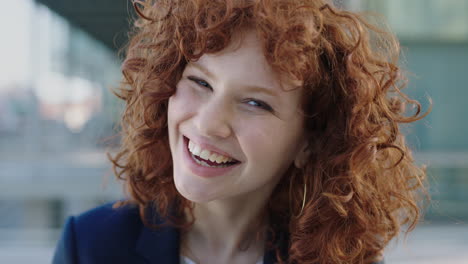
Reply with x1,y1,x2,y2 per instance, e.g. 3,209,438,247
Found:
182,136,240,178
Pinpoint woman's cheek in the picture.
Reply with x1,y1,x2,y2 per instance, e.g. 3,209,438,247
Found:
238,120,278,156
171,84,200,115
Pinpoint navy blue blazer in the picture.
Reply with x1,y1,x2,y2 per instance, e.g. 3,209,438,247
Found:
52,202,384,264
52,202,286,264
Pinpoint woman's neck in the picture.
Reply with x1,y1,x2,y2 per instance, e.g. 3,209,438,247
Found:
182,191,271,263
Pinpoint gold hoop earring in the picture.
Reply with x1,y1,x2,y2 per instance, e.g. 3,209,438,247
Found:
290,166,308,218
299,182,307,216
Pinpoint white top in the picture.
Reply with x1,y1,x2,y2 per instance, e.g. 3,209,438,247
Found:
180,255,264,264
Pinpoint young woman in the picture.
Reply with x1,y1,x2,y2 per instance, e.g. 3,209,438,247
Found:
53,0,429,263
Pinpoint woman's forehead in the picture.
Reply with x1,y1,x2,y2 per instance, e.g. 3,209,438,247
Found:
190,30,303,92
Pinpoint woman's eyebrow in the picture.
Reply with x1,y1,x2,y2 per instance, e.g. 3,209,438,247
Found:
189,61,278,97
189,61,218,82
243,84,278,97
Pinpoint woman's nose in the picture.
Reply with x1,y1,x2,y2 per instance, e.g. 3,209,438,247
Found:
194,98,232,139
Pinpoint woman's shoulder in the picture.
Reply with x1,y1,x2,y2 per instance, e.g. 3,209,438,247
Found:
52,202,148,264
69,202,144,248
73,202,142,233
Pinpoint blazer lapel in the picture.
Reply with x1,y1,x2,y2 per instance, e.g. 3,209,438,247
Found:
135,224,180,264
135,204,181,264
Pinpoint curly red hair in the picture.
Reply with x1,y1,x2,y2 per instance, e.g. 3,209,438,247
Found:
110,0,430,263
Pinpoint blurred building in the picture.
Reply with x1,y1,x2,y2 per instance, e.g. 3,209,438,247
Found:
360,0,468,221
0,0,124,255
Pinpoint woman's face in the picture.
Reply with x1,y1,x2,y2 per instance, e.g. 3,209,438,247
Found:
168,30,306,203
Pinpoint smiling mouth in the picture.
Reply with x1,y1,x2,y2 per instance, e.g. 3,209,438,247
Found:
190,153,238,168
184,136,240,168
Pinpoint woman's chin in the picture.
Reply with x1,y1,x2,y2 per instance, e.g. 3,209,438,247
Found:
174,178,219,203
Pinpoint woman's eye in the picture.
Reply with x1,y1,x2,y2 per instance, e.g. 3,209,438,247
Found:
245,99,273,112
186,76,273,112
187,76,211,90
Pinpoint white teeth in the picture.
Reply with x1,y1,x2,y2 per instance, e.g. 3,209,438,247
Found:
199,149,211,160
191,154,231,168
187,139,235,164
215,155,224,163
192,144,201,156
188,140,194,151
208,153,218,163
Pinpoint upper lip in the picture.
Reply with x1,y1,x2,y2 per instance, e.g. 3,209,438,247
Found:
184,135,240,162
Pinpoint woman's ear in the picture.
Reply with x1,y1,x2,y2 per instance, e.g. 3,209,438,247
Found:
294,140,310,169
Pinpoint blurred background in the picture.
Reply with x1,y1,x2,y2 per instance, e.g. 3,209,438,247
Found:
0,0,467,263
